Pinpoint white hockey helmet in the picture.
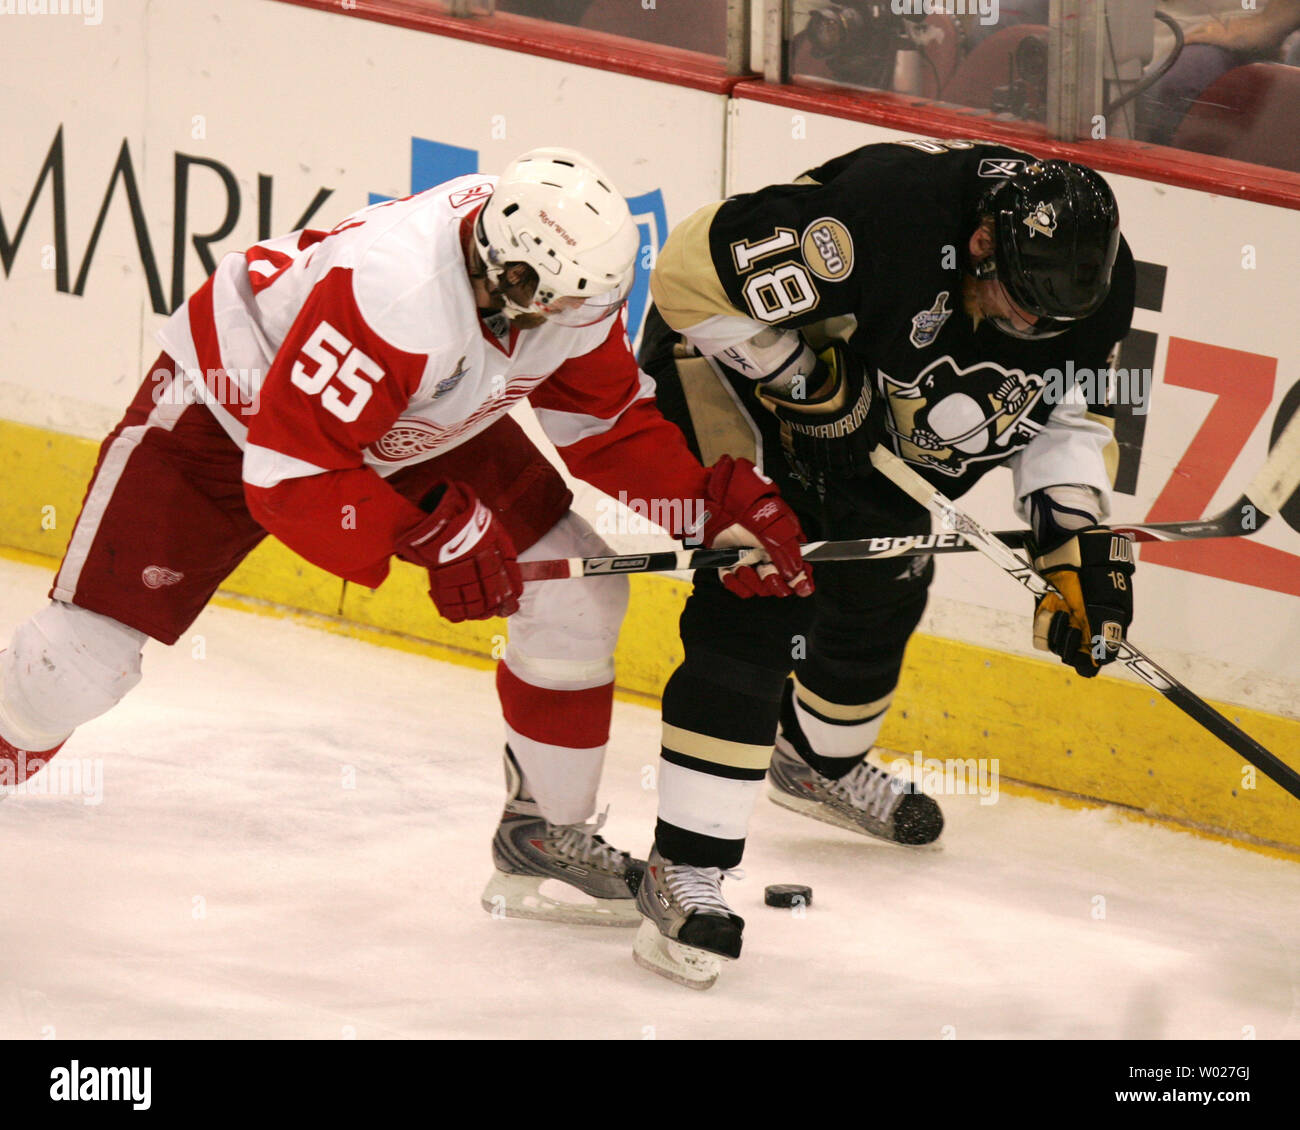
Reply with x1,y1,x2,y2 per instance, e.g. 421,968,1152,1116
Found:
474,147,639,327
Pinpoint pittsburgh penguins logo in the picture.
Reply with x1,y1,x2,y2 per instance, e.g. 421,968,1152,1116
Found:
880,356,1046,477
1024,201,1058,238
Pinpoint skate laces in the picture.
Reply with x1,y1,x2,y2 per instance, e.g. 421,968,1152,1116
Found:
663,861,743,917
829,760,904,821
548,807,628,872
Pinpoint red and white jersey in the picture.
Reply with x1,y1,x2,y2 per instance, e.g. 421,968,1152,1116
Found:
156,175,707,586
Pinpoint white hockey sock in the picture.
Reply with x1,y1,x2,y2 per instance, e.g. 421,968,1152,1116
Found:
499,512,627,826
0,602,146,750
505,725,607,827
792,694,888,762
657,757,763,843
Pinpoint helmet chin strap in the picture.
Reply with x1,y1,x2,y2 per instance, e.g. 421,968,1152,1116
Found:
969,254,1067,338
967,259,1068,341
471,214,520,304
988,313,1071,341
971,253,998,282
471,249,537,322
497,293,537,321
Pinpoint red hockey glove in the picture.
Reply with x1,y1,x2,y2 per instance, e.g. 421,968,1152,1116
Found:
700,456,813,599
396,482,523,622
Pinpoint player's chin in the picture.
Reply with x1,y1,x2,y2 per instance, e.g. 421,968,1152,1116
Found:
509,313,549,331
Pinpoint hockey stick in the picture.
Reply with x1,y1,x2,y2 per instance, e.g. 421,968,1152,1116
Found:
867,444,1300,803
518,405,1300,582
519,505,1263,581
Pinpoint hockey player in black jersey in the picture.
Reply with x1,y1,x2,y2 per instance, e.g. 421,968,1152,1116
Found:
631,140,1138,988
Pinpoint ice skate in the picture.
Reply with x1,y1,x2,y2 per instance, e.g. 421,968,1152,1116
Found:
632,847,744,990
769,684,944,846
481,747,645,926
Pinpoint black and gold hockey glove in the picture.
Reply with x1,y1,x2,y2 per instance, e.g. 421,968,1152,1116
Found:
756,342,877,477
1031,527,1135,678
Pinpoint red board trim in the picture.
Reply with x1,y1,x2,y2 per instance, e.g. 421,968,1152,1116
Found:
268,2,1300,210
733,81,1300,212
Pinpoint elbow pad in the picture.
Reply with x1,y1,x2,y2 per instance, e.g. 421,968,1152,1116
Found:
1028,485,1104,553
711,328,819,393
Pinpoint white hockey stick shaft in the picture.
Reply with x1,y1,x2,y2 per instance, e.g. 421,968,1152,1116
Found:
1244,401,1300,517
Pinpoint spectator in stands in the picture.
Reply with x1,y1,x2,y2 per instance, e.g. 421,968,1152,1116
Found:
1137,0,1300,146
802,2,1050,103
1186,0,1300,60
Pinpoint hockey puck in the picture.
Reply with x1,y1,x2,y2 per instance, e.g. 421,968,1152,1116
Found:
764,884,813,908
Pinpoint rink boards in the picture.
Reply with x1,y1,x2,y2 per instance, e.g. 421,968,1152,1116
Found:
1,0,1298,851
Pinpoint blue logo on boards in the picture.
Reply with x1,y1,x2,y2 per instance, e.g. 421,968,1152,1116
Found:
370,138,666,348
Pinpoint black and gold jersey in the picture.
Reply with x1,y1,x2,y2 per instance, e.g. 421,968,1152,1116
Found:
650,139,1136,502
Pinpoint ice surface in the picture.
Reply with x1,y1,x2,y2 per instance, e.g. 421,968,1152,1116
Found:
1,557,1297,1039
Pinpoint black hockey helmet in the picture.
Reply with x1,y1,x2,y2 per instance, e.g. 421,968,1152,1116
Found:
975,160,1121,340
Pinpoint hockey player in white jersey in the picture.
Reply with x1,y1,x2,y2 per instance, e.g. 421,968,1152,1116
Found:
0,148,812,927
